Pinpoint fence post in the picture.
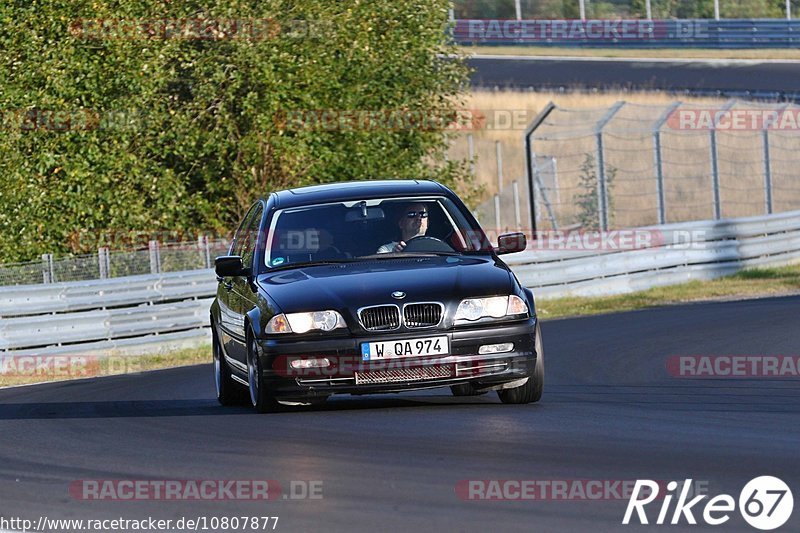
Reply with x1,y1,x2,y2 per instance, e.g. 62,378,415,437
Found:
98,247,109,279
41,254,54,284
148,240,161,274
467,133,475,177
645,0,652,19
514,0,522,20
653,102,681,225
579,0,586,20
524,102,557,234
495,140,504,193
762,129,773,215
709,129,721,220
533,153,559,231
512,180,522,232
596,132,608,231
201,235,212,269
594,101,625,232
494,194,501,233
709,101,736,221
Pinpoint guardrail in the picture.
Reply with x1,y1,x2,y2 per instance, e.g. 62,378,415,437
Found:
0,270,215,357
1,210,798,357
505,209,800,298
455,19,800,48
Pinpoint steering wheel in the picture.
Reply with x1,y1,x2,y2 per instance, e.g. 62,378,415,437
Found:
403,235,454,253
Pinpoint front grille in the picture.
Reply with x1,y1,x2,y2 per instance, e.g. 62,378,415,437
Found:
355,365,454,385
404,303,443,328
359,305,401,331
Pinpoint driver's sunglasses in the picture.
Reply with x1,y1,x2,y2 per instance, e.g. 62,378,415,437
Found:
406,210,428,219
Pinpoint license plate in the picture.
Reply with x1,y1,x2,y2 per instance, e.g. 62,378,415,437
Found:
361,336,449,361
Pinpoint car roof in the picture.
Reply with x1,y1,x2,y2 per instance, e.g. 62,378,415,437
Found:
268,180,450,209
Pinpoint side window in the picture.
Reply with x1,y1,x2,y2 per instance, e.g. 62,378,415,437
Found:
240,204,264,269
231,204,258,257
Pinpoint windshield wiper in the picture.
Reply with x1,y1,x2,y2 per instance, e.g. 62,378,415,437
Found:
267,258,357,271
356,252,460,260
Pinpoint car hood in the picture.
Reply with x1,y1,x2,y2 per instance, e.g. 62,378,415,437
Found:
257,255,514,313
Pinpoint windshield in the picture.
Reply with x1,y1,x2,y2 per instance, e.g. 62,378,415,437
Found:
264,196,492,269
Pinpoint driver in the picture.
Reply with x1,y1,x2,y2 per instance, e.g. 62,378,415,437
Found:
376,202,428,253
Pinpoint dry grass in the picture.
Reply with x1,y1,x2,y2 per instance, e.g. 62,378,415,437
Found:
460,45,800,60
450,90,800,230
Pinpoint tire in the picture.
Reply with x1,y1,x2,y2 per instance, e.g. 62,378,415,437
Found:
213,328,247,406
498,323,544,405
450,383,488,396
247,332,281,413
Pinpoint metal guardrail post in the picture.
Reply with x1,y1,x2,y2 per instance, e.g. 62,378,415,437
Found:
594,102,626,232
653,102,682,225
148,240,161,274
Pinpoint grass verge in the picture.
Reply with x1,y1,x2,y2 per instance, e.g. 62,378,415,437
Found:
460,45,800,61
0,345,211,388
537,263,800,319
2,263,798,387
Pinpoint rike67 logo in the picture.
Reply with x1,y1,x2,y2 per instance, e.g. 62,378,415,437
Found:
623,477,793,530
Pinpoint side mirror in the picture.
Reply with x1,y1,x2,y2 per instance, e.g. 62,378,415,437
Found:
215,255,248,277
496,232,527,255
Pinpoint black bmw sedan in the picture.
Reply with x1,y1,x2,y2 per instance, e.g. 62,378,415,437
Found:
211,180,543,412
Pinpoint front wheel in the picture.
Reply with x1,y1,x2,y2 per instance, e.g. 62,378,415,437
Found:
248,334,281,413
498,323,544,405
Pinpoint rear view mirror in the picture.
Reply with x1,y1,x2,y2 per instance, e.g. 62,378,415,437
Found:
215,255,248,277
345,206,385,222
496,233,527,255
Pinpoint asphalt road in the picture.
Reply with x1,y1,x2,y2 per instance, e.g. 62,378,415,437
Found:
468,56,800,99
1,295,799,532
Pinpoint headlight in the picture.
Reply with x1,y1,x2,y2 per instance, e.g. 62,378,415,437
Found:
265,310,346,334
454,295,528,322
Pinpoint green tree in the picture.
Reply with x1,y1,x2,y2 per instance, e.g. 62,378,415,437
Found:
0,0,476,261
575,153,616,231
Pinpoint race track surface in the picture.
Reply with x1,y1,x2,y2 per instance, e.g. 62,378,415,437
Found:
1,295,799,532
468,56,800,99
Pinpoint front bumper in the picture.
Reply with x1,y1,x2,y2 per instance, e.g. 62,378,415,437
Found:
256,318,538,400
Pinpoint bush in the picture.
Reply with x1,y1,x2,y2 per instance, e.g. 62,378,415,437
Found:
0,0,475,261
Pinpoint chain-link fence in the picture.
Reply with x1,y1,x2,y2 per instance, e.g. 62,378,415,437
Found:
0,237,230,286
469,100,800,232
